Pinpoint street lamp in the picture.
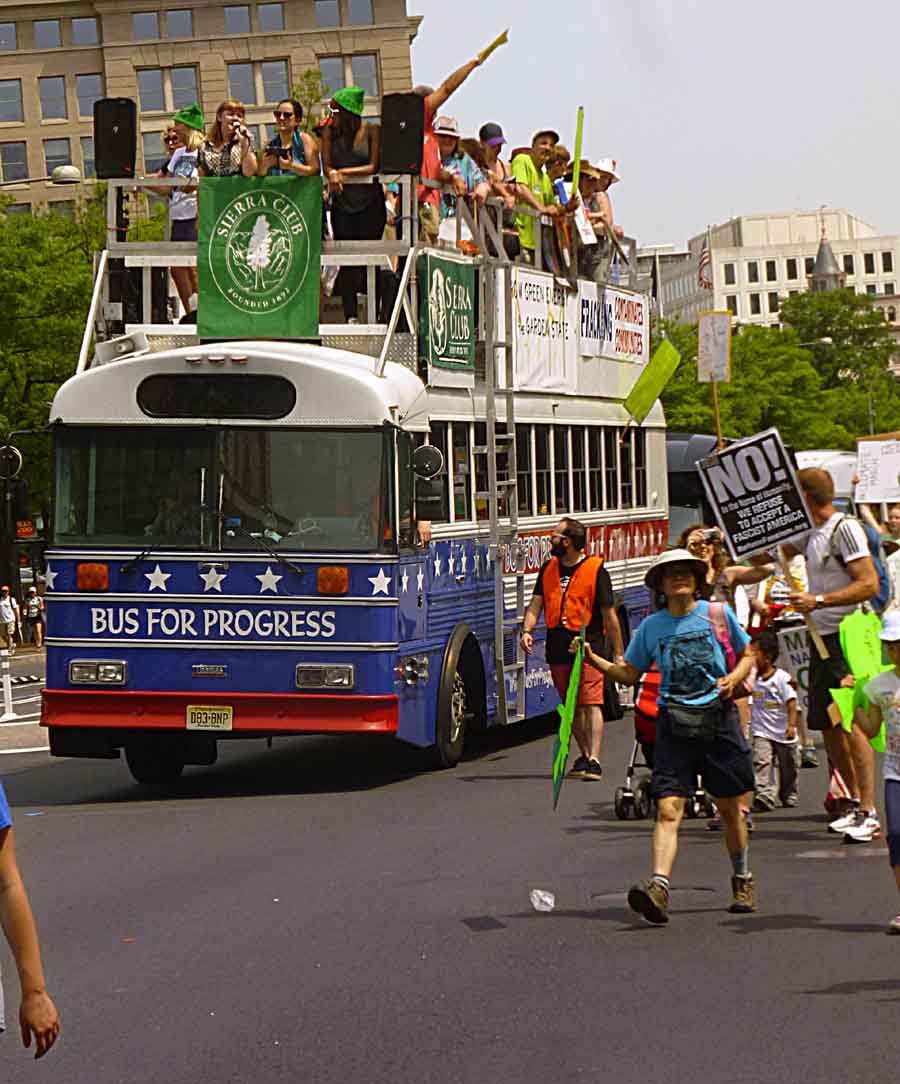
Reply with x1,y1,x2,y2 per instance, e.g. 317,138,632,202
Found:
0,165,83,189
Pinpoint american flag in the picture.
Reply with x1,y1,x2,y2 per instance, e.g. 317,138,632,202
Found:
698,235,713,290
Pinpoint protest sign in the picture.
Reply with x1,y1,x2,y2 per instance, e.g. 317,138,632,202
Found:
854,436,900,503
579,283,648,365
510,267,578,391
776,624,810,714
624,338,680,425
698,428,813,560
697,310,731,383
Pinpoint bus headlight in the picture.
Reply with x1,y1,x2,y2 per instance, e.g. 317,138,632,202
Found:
295,664,355,690
397,655,430,685
69,660,128,685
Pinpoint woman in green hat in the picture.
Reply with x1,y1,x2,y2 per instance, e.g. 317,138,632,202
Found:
320,85,385,323
147,103,204,319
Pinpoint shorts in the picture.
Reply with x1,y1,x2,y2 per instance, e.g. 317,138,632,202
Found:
549,661,604,707
886,779,900,867
417,203,439,246
171,217,198,242
652,702,754,800
806,632,849,731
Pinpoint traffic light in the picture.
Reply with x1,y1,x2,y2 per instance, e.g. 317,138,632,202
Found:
11,478,28,520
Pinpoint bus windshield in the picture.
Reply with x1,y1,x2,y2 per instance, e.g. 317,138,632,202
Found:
54,426,392,552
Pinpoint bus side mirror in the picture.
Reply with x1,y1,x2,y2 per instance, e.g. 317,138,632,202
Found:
412,444,443,480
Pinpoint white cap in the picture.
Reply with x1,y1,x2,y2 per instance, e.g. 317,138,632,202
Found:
880,610,900,641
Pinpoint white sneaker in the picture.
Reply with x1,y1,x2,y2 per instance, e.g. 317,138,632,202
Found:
888,914,900,935
828,808,859,833
842,811,881,844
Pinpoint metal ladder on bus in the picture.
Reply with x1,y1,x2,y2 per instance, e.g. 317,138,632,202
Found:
480,257,526,724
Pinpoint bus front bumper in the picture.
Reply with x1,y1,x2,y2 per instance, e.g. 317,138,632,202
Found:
41,689,399,735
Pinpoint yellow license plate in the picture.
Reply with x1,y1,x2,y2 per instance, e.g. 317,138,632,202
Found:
186,705,233,731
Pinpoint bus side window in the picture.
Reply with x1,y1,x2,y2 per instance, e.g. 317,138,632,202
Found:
535,425,550,515
426,421,450,523
516,426,532,516
573,427,587,512
620,428,634,509
474,422,510,521
604,428,620,509
588,427,604,510
634,428,647,507
451,422,471,522
398,431,415,548
553,426,570,514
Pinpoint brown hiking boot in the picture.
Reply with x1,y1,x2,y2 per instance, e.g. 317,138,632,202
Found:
627,880,669,925
728,874,756,913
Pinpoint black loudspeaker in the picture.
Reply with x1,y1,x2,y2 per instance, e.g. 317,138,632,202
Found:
380,93,424,174
93,98,137,179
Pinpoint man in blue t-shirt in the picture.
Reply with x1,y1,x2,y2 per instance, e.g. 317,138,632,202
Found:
581,548,756,925
0,782,60,1056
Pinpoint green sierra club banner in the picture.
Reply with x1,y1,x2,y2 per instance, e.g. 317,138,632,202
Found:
198,176,322,338
418,252,476,370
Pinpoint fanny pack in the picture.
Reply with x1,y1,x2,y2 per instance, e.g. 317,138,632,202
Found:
666,700,724,744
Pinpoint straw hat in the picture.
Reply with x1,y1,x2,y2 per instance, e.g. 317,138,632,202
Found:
644,548,708,593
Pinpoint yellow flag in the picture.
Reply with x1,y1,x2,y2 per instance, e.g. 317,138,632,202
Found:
478,29,509,64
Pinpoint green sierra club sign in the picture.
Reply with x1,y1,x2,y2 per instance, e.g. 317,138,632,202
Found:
198,176,322,338
418,252,476,370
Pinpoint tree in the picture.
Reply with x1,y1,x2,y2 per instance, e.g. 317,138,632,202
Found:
291,68,331,132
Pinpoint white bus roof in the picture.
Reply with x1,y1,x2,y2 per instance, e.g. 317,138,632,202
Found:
51,341,431,430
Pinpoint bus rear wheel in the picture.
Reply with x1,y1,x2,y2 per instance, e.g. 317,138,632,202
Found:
125,735,186,785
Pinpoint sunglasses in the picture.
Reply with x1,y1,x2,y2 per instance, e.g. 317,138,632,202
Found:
164,135,179,143
687,540,711,550
273,110,295,119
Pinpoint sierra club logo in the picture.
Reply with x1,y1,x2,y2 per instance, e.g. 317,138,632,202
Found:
210,190,310,314
428,265,449,357
427,260,472,363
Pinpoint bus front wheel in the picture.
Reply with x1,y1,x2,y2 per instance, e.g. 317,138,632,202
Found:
125,735,186,785
432,631,483,769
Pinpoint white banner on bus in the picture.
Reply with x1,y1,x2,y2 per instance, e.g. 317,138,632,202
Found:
579,282,649,365
510,267,578,392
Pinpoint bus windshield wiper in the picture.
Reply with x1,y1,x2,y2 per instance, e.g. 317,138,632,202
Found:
224,521,305,579
119,537,171,575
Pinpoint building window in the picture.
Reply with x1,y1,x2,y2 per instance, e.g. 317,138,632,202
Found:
726,294,738,316
71,17,99,45
804,256,814,275
765,259,777,282
39,76,67,120
864,252,875,274
76,74,103,118
167,10,193,37
34,19,61,48
552,428,570,514
261,60,289,104
885,283,896,296
535,426,551,514
171,67,198,110
43,137,71,174
258,3,284,31
347,0,375,23
227,63,256,105
768,291,779,313
318,57,345,96
0,80,22,123
789,290,799,298
750,293,761,315
786,257,798,280
4,203,29,214
0,23,16,50
142,131,167,173
746,260,759,284
888,307,897,323
884,252,894,273
588,428,604,509
723,262,735,286
137,69,165,112
843,253,854,275
315,0,341,26
516,427,532,515
350,54,379,98
49,200,75,218
224,5,251,33
0,142,27,183
80,135,95,178
866,284,877,295
257,122,277,147
133,12,160,40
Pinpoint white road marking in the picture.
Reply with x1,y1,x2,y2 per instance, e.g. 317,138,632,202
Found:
0,746,49,755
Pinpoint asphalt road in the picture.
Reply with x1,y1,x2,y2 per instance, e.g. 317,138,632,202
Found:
0,668,897,1083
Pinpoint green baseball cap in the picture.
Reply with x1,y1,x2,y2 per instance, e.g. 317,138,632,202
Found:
173,102,205,131
332,85,365,116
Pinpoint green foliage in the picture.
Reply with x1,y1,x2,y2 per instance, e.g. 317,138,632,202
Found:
654,289,900,450
291,69,331,133
0,190,106,507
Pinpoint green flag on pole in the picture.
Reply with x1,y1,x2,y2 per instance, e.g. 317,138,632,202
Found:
624,338,681,425
197,175,322,339
551,621,586,810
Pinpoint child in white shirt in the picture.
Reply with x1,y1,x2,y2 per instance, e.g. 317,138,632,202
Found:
750,628,799,811
856,610,900,934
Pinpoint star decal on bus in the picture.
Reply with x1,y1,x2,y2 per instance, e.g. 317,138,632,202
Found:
473,550,481,575
461,550,468,574
43,564,58,591
368,567,391,595
401,569,409,593
199,566,227,592
448,553,455,575
257,566,282,593
433,553,442,577
416,566,425,592
145,564,171,592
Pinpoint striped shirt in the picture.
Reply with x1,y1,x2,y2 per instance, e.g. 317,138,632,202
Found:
804,513,870,635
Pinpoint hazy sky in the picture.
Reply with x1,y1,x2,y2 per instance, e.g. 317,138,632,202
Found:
411,0,899,248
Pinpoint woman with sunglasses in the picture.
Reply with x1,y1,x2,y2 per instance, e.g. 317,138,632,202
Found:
258,99,320,178
678,524,773,617
320,86,385,323
155,126,182,176
198,99,257,177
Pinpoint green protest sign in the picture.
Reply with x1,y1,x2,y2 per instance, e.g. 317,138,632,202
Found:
552,621,586,810
418,251,476,371
198,176,322,339
624,338,681,424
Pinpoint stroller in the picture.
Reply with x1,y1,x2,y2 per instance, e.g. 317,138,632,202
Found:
613,667,711,821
